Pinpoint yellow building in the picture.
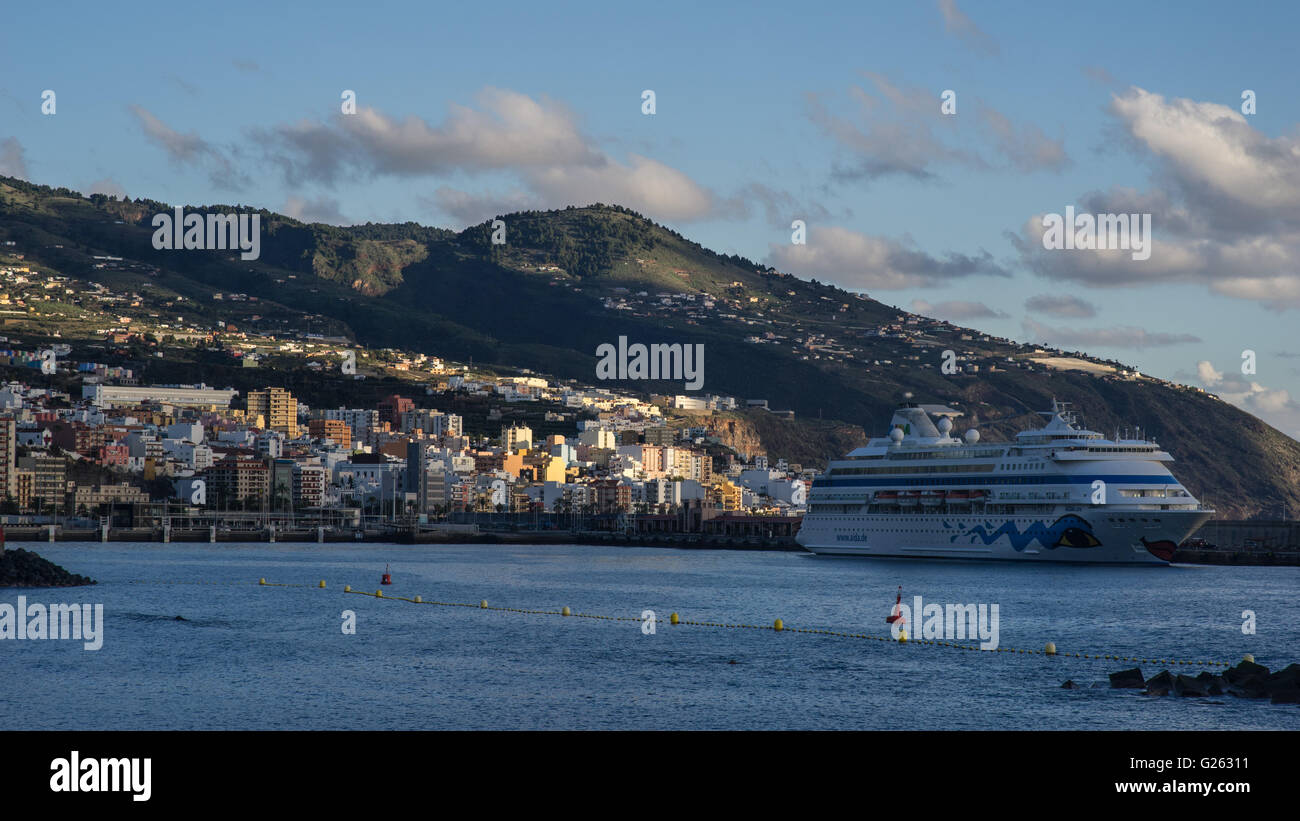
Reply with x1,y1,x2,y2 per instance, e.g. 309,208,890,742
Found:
711,480,742,511
74,483,149,510
541,456,566,483
14,468,33,510
0,416,15,502
247,387,299,438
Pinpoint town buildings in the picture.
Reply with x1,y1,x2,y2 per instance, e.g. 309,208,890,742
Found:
0,331,810,526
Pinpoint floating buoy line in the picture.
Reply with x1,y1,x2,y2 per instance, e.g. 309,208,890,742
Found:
139,577,1232,669
119,578,1232,668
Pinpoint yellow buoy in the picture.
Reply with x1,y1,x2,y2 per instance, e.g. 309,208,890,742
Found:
1045,642,1057,656
375,590,383,598
259,578,266,585
344,585,351,593
1243,653,1255,663
773,618,784,632
480,600,488,609
318,580,326,588
899,629,908,643
562,606,571,617
414,595,422,603
670,612,679,625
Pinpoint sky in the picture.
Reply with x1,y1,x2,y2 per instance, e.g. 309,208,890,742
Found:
3,0,1300,436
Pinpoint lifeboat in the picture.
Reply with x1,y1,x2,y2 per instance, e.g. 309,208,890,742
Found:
947,490,971,501
874,491,899,503
920,491,945,506
898,491,921,506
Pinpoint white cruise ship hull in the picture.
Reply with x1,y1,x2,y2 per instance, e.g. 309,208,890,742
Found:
796,508,1212,564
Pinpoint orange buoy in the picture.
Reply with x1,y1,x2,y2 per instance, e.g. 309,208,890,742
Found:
381,563,393,585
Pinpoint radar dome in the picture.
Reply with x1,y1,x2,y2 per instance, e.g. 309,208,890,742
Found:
889,427,905,443
964,429,980,444
936,417,953,435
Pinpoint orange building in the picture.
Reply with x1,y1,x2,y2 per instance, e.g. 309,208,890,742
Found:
307,419,352,449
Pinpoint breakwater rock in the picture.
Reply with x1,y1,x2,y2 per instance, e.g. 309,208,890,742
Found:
1101,660,1300,704
0,548,97,588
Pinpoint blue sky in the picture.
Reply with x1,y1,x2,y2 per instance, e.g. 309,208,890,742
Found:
4,0,1300,435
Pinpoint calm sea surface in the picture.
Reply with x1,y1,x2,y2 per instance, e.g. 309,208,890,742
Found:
2,543,1297,730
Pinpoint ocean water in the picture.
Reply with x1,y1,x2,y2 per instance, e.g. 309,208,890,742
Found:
2,543,1297,730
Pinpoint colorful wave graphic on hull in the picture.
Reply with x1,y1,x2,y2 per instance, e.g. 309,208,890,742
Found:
949,514,1101,552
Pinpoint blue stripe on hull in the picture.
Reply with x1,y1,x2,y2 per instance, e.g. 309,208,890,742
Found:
812,474,1179,488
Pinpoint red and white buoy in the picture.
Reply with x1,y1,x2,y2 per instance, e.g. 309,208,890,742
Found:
381,564,392,585
885,585,905,625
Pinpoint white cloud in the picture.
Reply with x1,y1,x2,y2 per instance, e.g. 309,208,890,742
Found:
911,299,1008,320
767,225,1007,289
1111,88,1300,216
527,154,714,221
422,186,540,227
807,73,1066,182
1011,87,1300,309
84,178,127,198
283,195,349,226
0,137,29,179
254,88,719,223
341,90,601,175
1024,293,1097,318
937,0,1000,56
1022,318,1199,350
129,105,248,190
1197,360,1224,385
1193,359,1300,439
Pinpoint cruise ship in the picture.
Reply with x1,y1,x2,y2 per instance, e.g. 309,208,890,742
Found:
796,400,1213,563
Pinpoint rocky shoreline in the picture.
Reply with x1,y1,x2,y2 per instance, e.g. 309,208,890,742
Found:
0,547,97,588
